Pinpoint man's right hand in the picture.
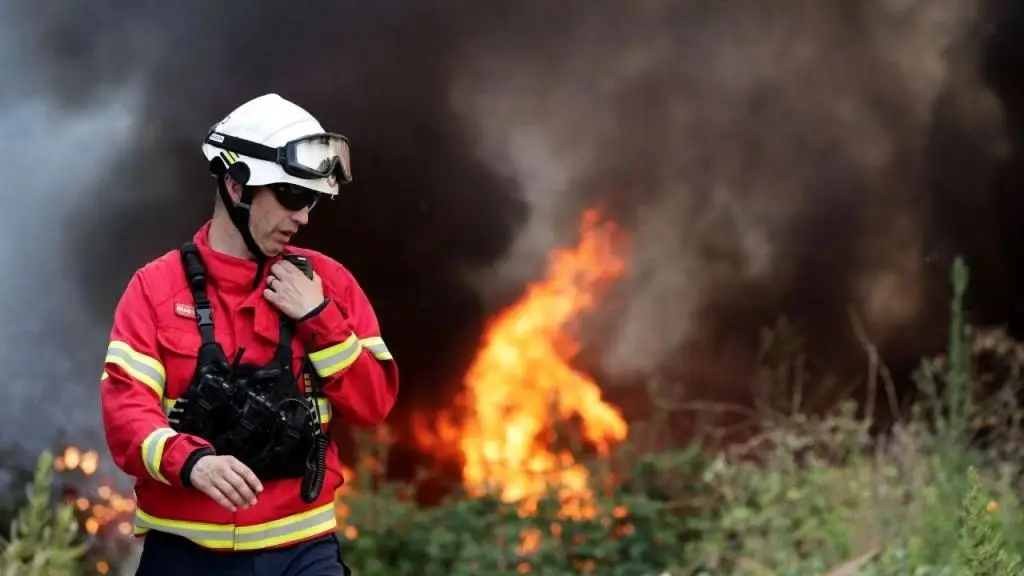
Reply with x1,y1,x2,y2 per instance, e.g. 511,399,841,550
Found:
188,455,264,511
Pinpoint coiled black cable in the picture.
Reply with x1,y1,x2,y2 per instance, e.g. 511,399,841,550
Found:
301,434,328,503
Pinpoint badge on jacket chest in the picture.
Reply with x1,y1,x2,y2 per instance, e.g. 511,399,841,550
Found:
174,303,197,319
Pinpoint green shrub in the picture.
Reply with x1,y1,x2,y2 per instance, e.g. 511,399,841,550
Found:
953,467,1021,576
0,450,86,576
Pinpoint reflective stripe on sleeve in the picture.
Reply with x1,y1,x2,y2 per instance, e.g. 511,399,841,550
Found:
358,337,393,361
316,397,332,425
141,428,176,485
161,397,178,415
105,340,166,398
134,502,337,551
308,334,361,378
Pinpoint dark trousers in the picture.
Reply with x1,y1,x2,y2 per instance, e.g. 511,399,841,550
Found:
135,530,352,576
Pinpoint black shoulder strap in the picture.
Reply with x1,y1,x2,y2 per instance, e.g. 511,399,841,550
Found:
275,302,324,402
276,315,295,371
179,242,227,366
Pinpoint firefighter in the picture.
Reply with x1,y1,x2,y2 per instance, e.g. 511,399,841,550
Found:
100,93,399,575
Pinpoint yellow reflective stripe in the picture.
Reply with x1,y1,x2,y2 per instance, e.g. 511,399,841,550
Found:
134,502,337,551
105,340,166,398
135,509,233,548
141,428,176,485
316,398,332,425
161,393,188,412
359,336,393,361
308,334,361,378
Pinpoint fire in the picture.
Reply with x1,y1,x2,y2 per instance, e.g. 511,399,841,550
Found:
54,446,99,476
55,447,135,537
54,446,137,574
417,208,629,517
334,463,360,541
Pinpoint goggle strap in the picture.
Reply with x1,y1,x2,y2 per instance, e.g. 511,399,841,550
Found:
206,132,279,165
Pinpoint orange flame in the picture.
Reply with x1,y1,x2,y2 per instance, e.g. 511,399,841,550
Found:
418,208,629,517
54,445,137,574
54,446,99,476
55,446,136,539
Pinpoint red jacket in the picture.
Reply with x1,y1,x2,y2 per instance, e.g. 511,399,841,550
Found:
100,221,399,551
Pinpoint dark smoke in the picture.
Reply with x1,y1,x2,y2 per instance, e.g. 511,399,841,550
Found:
3,0,1024,469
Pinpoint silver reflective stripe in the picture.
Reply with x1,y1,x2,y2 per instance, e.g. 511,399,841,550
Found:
141,428,177,485
235,505,337,549
105,340,166,397
308,334,361,378
359,337,393,361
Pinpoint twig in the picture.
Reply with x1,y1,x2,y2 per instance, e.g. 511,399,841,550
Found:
848,308,902,423
665,401,762,420
820,546,883,576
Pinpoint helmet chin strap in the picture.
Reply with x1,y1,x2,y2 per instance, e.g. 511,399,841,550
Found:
216,176,271,264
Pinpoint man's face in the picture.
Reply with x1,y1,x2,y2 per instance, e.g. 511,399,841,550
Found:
224,175,319,257
246,185,311,257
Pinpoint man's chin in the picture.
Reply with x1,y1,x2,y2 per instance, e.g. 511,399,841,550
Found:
260,241,286,258
260,232,295,257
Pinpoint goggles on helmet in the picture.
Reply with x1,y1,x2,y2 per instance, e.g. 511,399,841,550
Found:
205,130,352,186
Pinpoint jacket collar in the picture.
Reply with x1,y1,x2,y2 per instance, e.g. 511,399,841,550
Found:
191,220,283,344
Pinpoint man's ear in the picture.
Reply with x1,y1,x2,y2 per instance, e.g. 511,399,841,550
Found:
223,173,243,203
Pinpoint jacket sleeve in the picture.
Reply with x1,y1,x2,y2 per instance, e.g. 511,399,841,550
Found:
294,260,399,428
100,270,214,488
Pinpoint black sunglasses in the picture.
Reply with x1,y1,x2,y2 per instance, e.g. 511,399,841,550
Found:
268,183,319,212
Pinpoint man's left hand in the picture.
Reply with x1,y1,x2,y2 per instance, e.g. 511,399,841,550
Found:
264,260,325,320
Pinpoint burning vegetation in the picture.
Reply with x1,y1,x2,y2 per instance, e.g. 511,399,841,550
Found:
413,208,629,517
55,447,133,539
53,446,134,574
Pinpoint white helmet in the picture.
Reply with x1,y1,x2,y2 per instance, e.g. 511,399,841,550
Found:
201,93,351,196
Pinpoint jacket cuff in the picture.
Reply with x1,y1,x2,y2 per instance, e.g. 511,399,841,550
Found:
141,429,212,489
179,447,215,489
295,298,349,346
298,298,330,323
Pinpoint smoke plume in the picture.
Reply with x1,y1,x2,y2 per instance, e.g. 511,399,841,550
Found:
0,0,1022,463
445,0,1007,395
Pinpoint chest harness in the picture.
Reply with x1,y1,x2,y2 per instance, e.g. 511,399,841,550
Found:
166,242,329,503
